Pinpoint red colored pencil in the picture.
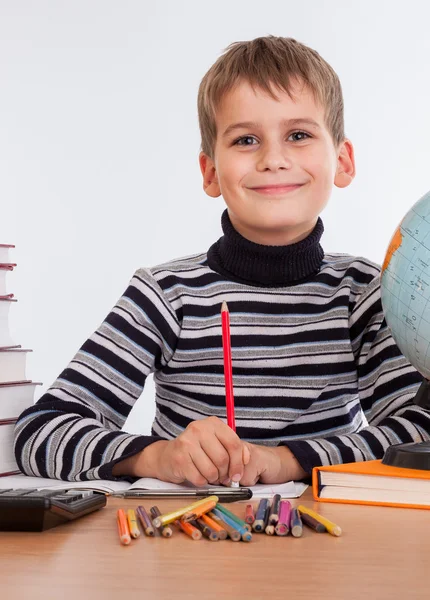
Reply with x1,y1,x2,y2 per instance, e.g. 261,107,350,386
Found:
221,301,236,432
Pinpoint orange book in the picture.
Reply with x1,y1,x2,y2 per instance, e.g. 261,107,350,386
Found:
313,460,430,510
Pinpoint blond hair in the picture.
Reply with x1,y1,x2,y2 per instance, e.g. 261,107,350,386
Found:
197,35,345,161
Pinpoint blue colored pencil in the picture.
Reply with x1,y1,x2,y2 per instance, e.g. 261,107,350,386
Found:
253,498,269,532
290,507,303,538
212,507,252,542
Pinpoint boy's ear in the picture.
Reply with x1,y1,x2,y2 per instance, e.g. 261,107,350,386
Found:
199,151,222,198
334,139,356,188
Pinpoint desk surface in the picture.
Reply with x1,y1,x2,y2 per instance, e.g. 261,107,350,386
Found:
0,488,428,600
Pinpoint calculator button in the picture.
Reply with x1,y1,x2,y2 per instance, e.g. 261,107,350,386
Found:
25,489,66,498
0,489,34,496
54,494,83,504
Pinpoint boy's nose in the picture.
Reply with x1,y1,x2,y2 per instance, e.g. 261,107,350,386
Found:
256,146,294,171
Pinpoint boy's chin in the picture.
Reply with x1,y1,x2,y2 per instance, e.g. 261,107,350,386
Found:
238,219,317,245
253,214,317,232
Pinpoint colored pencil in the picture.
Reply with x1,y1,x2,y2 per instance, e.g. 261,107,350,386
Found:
262,501,271,534
117,508,131,546
175,519,202,540
268,494,281,525
301,513,326,533
208,511,241,542
152,495,219,528
290,508,303,538
221,301,240,489
265,521,275,535
221,301,236,432
274,520,289,536
215,503,251,532
275,500,291,536
211,507,252,542
253,498,269,532
136,505,155,537
297,505,342,537
193,518,219,541
127,508,141,538
181,498,218,523
200,513,228,540
150,505,173,537
245,503,255,525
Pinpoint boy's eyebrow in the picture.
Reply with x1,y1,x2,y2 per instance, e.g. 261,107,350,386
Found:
222,118,322,138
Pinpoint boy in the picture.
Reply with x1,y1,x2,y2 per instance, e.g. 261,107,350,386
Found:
14,36,430,485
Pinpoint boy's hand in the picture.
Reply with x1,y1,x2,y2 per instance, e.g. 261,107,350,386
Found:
125,416,250,486
223,443,307,486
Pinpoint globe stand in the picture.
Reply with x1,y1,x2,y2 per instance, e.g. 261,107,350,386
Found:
413,379,430,410
382,379,430,470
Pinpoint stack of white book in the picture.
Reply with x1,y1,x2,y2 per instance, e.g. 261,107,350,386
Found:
0,244,41,476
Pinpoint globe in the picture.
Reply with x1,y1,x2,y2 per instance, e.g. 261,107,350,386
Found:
381,190,430,380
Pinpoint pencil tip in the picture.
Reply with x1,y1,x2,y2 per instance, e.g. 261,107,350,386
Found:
221,301,228,312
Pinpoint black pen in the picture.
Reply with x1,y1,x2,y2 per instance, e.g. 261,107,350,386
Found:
110,487,253,502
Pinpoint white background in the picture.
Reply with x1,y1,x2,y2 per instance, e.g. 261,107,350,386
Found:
1,0,429,434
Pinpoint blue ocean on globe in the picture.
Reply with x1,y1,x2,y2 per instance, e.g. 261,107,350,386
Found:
381,190,430,380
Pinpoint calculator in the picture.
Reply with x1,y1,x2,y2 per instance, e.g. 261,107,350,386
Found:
0,488,107,531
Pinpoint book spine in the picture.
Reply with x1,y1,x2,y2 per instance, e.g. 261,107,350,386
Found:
312,467,324,501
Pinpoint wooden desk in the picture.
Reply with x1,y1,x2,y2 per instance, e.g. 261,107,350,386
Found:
0,488,428,600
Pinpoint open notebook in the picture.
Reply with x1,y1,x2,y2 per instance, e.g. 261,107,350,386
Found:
0,473,307,499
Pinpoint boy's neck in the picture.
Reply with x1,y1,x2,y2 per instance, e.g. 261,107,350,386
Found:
228,214,318,247
207,209,324,287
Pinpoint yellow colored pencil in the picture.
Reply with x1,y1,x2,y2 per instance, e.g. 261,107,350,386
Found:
181,498,218,523
297,505,342,537
152,495,219,528
127,508,141,538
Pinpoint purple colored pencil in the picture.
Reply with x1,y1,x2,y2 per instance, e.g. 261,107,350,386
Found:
136,505,155,537
301,512,326,533
150,505,173,537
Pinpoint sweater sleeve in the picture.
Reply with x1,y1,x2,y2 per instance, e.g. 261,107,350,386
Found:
13,268,180,481
283,275,430,474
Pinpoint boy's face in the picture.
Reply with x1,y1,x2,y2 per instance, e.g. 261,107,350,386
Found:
200,79,355,245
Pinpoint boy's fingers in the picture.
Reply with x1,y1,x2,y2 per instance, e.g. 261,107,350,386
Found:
180,451,215,487
186,446,221,485
199,437,230,482
214,429,245,481
243,443,251,465
238,469,260,487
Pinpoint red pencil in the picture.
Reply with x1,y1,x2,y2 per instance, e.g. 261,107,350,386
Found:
221,301,236,432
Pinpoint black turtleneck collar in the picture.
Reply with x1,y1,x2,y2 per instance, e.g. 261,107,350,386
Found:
207,210,325,287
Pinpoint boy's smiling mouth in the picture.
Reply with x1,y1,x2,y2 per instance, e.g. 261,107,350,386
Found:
249,183,305,196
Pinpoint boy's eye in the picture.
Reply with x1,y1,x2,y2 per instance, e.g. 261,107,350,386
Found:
289,131,311,142
234,135,258,146
233,130,311,146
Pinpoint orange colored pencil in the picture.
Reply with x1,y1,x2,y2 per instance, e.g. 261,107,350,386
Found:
175,519,202,540
200,513,228,540
117,508,131,546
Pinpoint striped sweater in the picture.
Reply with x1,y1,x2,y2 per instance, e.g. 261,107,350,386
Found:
13,212,430,481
